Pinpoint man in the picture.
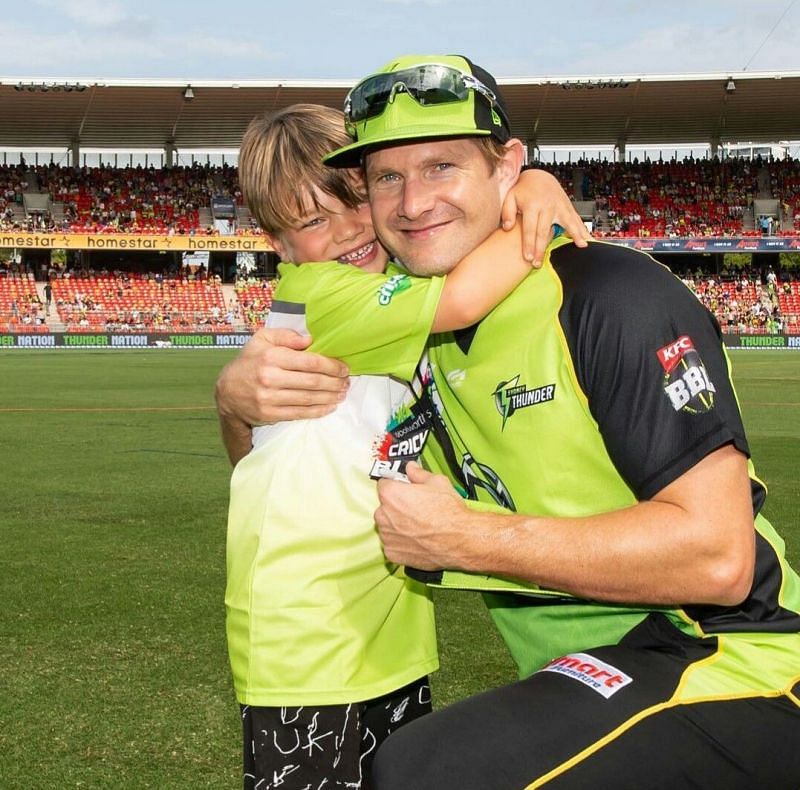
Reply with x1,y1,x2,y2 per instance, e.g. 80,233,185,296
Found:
217,55,800,788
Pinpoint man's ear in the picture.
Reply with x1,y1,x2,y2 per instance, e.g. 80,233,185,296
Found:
497,139,526,192
265,232,286,261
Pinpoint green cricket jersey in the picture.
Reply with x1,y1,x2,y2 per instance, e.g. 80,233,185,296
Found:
418,235,800,677
225,261,444,705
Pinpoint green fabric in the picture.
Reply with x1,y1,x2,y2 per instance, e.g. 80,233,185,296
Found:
323,55,492,168
226,260,445,705
675,631,800,700
423,235,800,673
275,261,444,380
426,237,636,520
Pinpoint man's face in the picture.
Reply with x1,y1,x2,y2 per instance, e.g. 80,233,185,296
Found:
364,138,507,276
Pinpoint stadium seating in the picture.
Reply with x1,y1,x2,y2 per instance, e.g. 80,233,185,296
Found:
235,279,276,331
4,267,797,337
689,275,800,334
580,158,761,237
3,155,800,337
2,157,800,239
0,273,47,332
50,273,231,333
0,162,253,236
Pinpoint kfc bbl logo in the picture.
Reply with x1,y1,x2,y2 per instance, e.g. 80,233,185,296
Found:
657,335,716,414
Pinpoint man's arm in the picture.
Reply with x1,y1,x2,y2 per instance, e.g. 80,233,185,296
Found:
215,327,349,465
375,445,755,607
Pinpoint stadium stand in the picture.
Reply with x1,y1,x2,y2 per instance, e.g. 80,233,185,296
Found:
0,273,46,332
579,158,760,237
3,156,800,336
0,162,258,236
234,278,276,331
50,271,232,333
687,273,800,334
768,157,800,231
2,158,800,239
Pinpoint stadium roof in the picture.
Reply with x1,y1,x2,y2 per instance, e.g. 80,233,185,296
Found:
0,70,798,152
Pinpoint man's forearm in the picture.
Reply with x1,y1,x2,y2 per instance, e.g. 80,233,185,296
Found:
218,412,253,466
453,498,751,606
376,446,755,608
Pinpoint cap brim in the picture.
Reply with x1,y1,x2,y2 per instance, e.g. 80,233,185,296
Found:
323,126,490,168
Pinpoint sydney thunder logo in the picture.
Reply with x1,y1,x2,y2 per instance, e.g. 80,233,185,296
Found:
493,375,556,430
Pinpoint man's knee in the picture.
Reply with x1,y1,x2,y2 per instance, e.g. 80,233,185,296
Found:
372,714,429,788
373,704,475,789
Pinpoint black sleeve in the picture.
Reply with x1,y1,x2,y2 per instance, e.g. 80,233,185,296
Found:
551,242,750,500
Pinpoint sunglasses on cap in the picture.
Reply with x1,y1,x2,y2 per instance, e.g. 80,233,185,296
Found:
343,63,510,132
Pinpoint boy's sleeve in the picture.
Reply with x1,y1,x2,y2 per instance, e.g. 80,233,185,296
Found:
273,261,445,380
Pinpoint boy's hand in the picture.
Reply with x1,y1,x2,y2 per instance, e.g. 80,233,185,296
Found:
501,168,592,266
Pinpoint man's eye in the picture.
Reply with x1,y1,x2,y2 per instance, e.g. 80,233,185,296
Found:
433,162,453,172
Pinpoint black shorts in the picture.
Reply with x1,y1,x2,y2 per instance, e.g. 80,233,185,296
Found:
241,676,431,790
372,614,800,789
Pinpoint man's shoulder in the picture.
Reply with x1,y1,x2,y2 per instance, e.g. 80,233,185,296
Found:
551,239,674,286
550,240,694,317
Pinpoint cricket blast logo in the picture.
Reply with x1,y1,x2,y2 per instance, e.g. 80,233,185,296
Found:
656,335,716,414
370,397,433,481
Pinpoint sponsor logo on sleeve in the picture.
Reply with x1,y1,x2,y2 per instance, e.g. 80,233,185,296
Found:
656,335,716,414
540,652,633,698
377,274,411,306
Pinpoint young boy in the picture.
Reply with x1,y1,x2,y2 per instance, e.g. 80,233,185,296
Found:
226,103,583,789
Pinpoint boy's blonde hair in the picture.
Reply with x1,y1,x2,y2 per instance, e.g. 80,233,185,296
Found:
239,104,366,234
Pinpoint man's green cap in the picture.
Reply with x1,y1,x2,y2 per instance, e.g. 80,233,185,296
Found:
324,54,511,168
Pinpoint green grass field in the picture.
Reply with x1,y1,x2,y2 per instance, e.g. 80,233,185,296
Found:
1,350,798,788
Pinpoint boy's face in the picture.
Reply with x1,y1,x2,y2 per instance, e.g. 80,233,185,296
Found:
268,185,389,274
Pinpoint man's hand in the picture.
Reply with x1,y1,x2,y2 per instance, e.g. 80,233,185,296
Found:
502,168,592,266
215,327,350,465
379,447,755,607
375,462,468,570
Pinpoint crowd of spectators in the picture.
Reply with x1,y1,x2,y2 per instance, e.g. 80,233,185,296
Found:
48,266,234,333
1,264,799,335
768,157,800,232
0,164,28,223
0,162,260,236
581,157,761,238
234,276,276,331
3,155,800,334
2,157,800,239
681,268,800,334
0,271,46,331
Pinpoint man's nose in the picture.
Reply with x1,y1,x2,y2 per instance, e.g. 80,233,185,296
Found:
398,178,435,220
